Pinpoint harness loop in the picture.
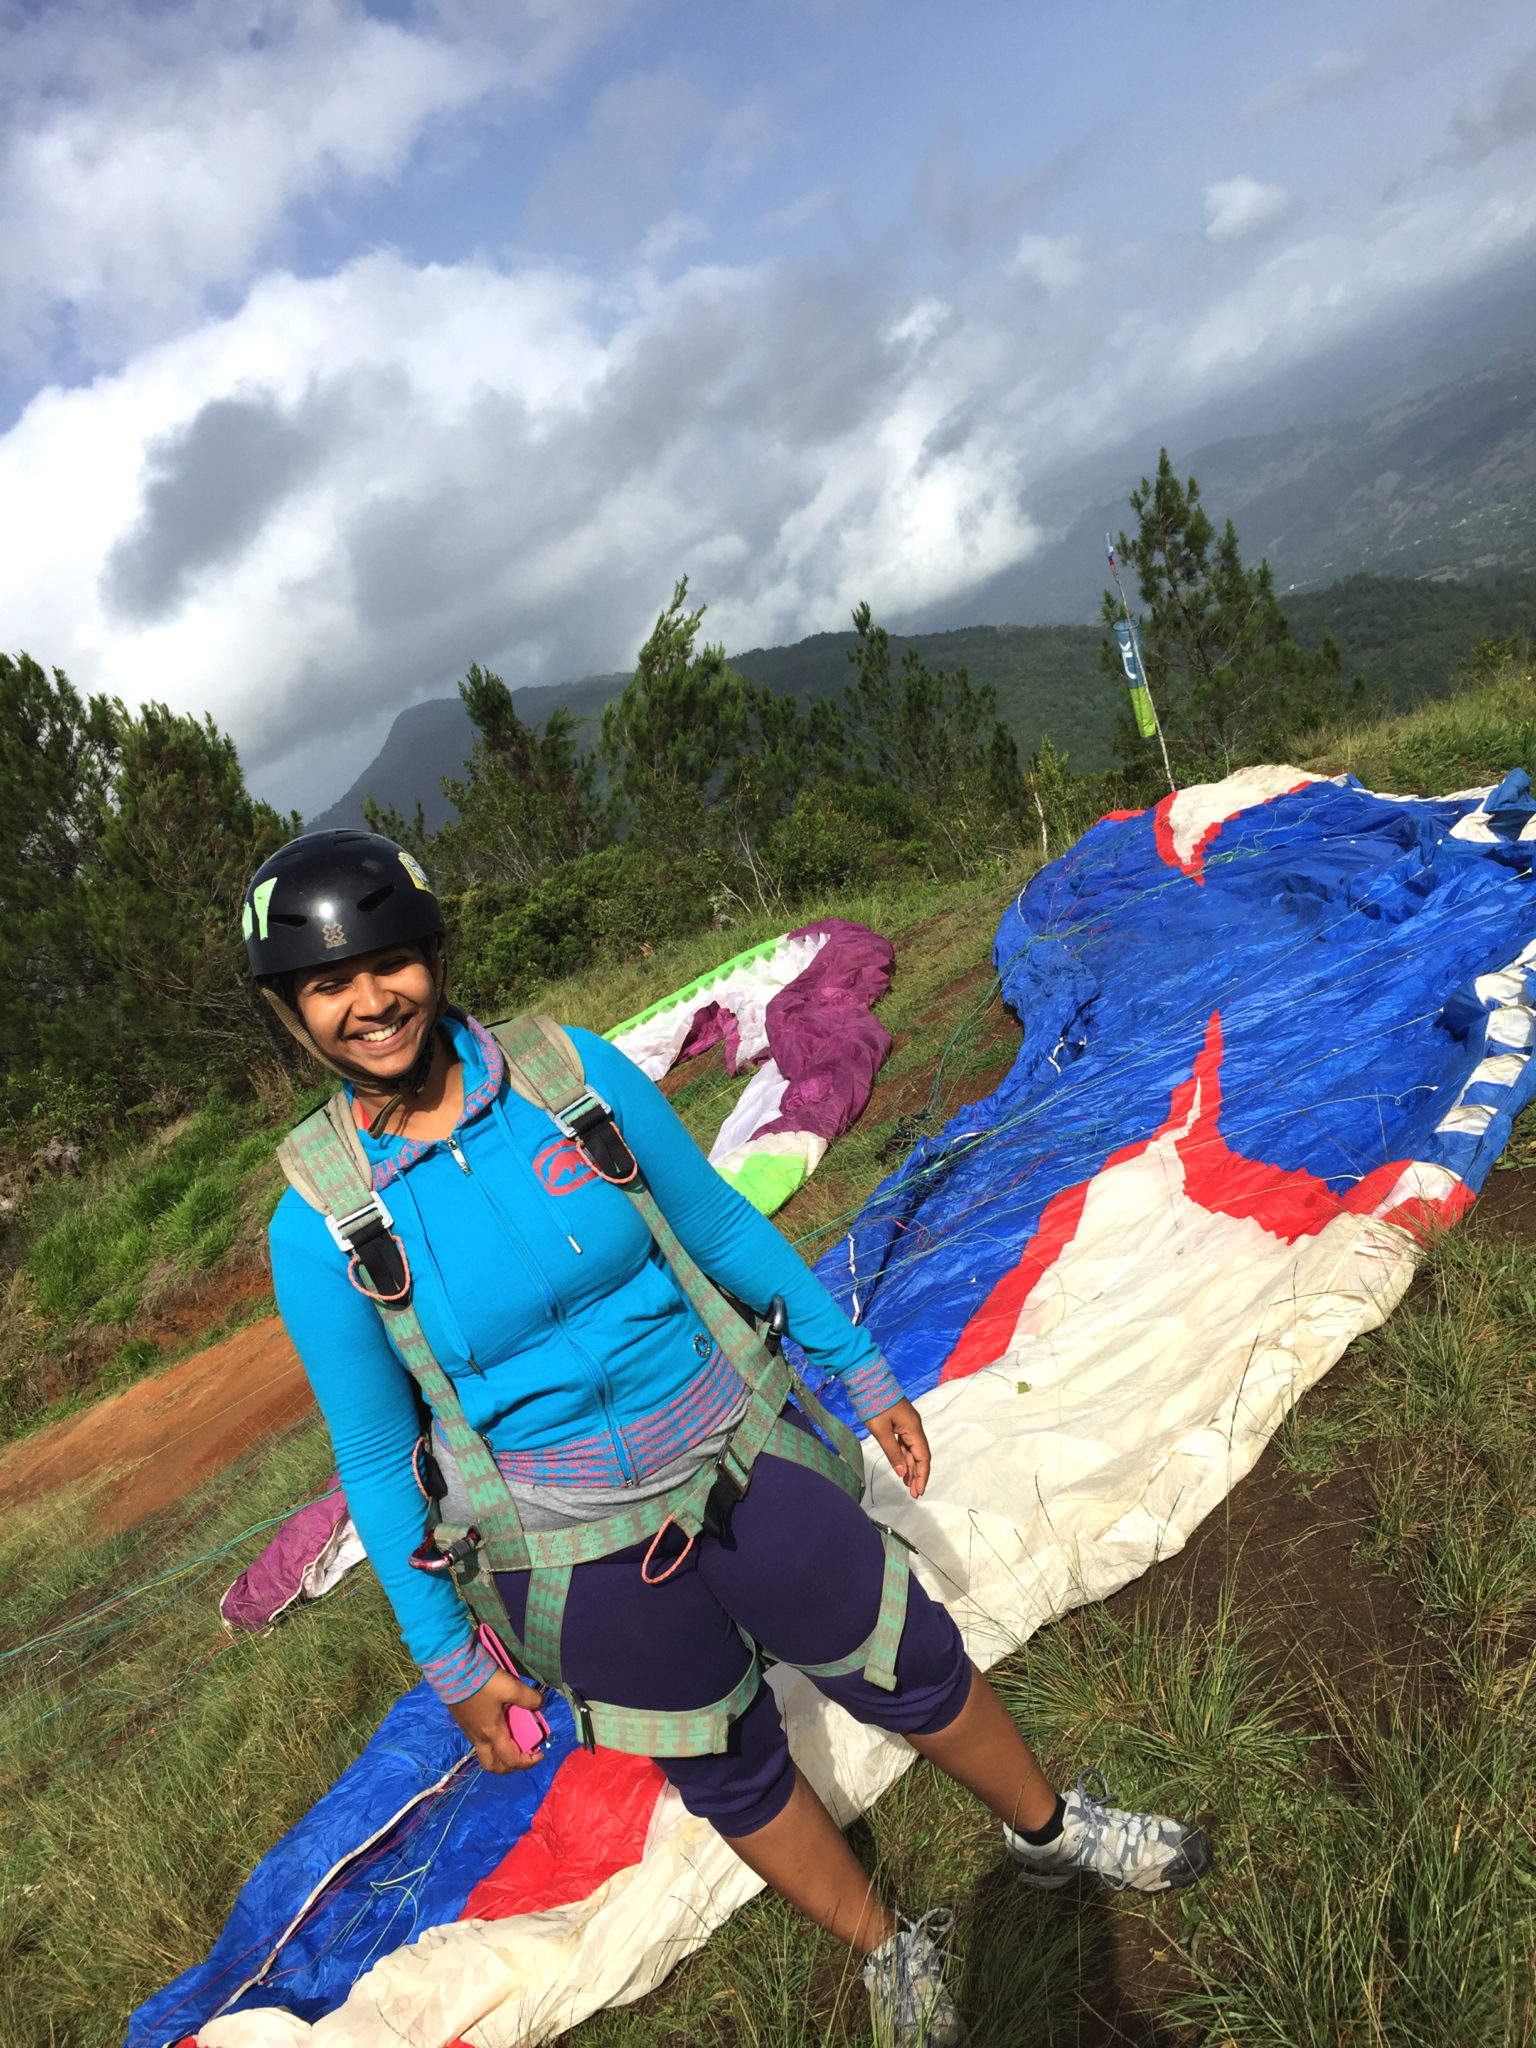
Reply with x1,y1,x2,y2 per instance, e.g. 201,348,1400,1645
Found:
639,1514,696,1584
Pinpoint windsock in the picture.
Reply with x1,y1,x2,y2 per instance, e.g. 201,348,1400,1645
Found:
1112,616,1158,740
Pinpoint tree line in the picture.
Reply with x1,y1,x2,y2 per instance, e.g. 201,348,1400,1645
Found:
0,456,1403,1138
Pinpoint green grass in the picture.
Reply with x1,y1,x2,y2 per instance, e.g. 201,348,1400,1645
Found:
0,1077,343,1442
1193,1223,1536,2048
1299,652,1536,793
0,1429,419,2048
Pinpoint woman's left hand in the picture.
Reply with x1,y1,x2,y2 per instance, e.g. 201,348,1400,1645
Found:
867,1398,931,1498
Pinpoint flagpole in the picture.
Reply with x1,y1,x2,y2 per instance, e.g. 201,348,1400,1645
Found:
1107,533,1175,795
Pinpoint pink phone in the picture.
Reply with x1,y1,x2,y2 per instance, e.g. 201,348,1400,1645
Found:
476,1623,551,1755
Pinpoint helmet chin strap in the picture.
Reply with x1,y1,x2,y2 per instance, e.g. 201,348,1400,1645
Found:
260,942,452,1135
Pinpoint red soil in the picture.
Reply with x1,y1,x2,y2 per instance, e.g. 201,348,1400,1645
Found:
0,1316,313,1535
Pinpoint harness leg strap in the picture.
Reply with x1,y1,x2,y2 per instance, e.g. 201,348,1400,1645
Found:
580,1643,763,1757
521,1564,573,1692
772,1526,912,1694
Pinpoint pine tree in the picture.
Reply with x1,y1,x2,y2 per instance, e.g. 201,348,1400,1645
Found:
599,579,751,850
1103,450,1356,777
87,703,298,1086
427,665,603,893
0,653,118,1076
843,603,998,803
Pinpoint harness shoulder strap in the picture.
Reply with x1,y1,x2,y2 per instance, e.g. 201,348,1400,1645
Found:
492,1013,585,1106
275,1100,526,1563
494,1011,865,1483
493,1015,638,1184
276,1092,371,1215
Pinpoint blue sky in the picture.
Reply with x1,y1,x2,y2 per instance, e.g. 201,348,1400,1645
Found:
0,0,1533,814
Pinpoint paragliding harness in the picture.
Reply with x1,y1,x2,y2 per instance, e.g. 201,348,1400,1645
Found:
276,1014,912,1758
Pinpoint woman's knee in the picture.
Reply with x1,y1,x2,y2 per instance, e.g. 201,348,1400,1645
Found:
658,1682,797,1836
812,1579,972,1736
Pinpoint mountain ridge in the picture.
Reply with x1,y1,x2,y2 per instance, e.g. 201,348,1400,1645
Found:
308,571,1536,831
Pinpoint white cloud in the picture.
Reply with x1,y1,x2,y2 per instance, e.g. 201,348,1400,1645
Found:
1182,180,1536,378
1008,233,1088,296
4,95,1535,814
0,1,631,366
3,5,1536,819
1203,177,1294,243
0,250,1044,808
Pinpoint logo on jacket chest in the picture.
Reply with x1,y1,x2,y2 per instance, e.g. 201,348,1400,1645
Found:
533,1137,601,1196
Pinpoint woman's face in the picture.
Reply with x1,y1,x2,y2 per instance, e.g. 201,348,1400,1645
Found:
294,943,436,1087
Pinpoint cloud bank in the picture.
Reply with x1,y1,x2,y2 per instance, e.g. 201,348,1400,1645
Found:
0,1,1533,815
1203,177,1294,243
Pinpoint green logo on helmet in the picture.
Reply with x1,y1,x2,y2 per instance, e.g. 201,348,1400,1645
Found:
244,877,278,942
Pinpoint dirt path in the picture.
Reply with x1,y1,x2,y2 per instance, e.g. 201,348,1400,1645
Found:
0,1315,313,1534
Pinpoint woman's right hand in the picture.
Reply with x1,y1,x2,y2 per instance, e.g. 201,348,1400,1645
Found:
448,1669,548,1773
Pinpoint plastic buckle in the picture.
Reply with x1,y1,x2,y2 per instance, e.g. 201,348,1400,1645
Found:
553,1090,613,1143
326,1191,394,1255
703,1451,748,1543
555,1089,638,1185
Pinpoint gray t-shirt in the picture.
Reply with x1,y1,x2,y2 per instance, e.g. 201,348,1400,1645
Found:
430,1392,749,1534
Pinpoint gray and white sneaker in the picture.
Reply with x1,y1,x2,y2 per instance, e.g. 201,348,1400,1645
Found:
1004,1771,1211,1894
862,1908,968,2047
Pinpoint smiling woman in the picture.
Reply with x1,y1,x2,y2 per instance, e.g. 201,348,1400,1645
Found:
245,828,454,1135
234,825,1210,2047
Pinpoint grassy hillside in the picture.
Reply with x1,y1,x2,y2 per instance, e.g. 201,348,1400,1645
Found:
5,660,1536,2044
0,1092,314,1444
1297,637,1536,790
1287,569,1536,711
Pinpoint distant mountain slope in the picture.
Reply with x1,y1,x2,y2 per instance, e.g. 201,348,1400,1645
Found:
308,672,628,830
307,573,1536,828
1286,572,1536,709
950,353,1536,627
731,623,1115,769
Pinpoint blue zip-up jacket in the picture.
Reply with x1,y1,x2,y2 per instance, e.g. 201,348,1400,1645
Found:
269,1013,901,1702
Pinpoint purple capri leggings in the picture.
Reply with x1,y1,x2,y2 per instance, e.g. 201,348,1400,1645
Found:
493,1416,972,1836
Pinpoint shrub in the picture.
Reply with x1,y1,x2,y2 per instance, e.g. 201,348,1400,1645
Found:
102,1336,159,1393
175,1099,244,1170
29,1216,103,1321
195,1215,241,1268
760,788,876,901
462,844,725,1013
233,1135,274,1174
103,1222,152,1286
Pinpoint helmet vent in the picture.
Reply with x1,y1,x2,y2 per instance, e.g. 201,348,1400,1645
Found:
271,911,308,928
356,884,395,914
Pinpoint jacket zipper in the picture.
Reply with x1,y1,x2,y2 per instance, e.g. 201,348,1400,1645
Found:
435,1129,638,1484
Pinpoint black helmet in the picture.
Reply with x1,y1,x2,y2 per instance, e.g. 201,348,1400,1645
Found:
243,830,444,982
